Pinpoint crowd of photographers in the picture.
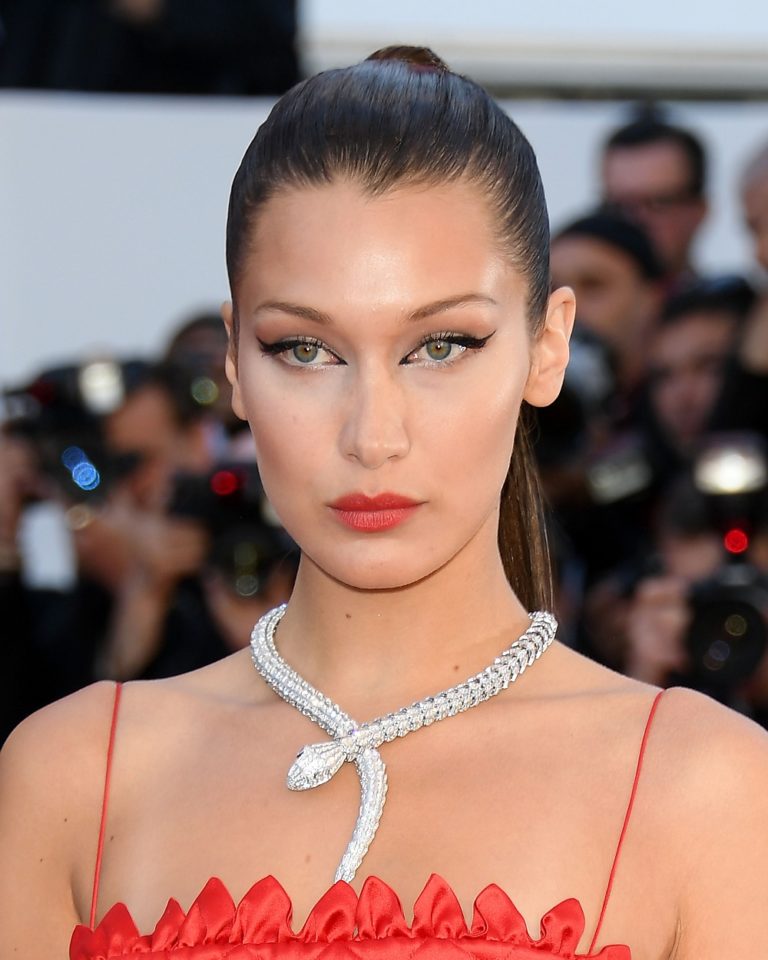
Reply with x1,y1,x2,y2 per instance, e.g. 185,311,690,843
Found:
0,315,299,740
542,114,768,725
2,111,768,742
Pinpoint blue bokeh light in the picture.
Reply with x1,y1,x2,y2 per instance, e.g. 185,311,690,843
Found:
72,461,101,491
61,446,87,470
62,446,101,491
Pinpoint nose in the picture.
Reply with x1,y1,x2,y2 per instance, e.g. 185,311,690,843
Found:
339,366,411,469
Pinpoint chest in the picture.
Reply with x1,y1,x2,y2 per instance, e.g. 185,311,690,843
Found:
83,699,679,959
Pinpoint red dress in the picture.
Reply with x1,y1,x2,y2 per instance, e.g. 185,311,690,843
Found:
70,686,665,960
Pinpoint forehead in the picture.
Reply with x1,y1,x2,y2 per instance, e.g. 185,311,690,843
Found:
105,385,176,445
653,310,735,356
550,234,642,280
603,141,693,194
237,179,523,313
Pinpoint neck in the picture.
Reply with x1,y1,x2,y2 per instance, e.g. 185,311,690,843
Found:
272,523,534,720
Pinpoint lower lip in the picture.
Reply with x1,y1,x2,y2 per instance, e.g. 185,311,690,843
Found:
331,505,420,532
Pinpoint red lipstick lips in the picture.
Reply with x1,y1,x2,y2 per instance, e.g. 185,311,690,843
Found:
328,493,422,532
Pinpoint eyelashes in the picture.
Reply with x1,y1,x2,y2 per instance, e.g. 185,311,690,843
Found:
257,335,329,357
401,331,494,365
257,336,341,367
257,331,495,368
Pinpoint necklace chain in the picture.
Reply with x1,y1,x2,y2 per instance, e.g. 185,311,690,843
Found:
250,604,557,882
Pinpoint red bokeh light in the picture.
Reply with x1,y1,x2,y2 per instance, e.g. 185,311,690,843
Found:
723,528,749,555
210,470,239,496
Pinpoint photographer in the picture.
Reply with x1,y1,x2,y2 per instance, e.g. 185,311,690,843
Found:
0,430,61,738
0,358,296,742
86,360,214,678
642,276,755,477
599,113,708,291
0,360,213,706
591,463,768,726
704,141,768,441
550,209,664,415
539,211,666,593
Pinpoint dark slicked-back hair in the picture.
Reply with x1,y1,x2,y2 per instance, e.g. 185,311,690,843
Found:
225,46,554,611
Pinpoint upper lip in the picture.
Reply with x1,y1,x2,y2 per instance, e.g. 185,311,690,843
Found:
328,492,422,511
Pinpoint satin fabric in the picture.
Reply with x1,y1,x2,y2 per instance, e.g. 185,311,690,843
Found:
70,874,630,960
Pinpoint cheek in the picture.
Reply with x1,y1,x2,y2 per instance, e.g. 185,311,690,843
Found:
695,371,720,405
237,373,334,508
409,366,524,496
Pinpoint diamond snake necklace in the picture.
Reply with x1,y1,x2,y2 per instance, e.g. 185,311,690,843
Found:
249,603,557,883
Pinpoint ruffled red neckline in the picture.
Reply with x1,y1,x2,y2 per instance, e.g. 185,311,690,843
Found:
70,874,630,959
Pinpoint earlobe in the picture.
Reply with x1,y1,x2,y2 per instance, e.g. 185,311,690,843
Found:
221,300,247,421
523,286,576,408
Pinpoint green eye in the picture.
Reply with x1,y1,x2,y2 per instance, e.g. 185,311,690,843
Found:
292,343,320,363
425,340,452,361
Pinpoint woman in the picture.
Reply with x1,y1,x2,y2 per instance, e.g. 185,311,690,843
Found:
1,47,767,960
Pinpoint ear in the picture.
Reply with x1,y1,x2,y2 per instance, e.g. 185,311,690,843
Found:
221,300,247,421
523,286,576,408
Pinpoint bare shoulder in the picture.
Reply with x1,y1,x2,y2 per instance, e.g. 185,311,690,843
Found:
0,681,121,955
0,680,121,821
554,647,768,800
644,688,768,958
0,653,254,835
652,686,768,792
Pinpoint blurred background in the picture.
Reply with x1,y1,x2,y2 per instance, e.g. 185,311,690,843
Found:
3,0,768,740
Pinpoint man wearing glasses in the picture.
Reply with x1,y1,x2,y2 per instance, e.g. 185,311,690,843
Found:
600,116,708,292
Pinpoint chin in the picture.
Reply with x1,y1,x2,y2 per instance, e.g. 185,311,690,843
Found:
305,542,448,592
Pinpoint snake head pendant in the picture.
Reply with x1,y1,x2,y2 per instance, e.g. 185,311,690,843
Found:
287,740,346,790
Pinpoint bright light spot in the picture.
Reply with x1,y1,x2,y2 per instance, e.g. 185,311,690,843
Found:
61,446,87,470
66,504,95,530
235,574,260,597
695,443,767,495
72,461,101,491
210,469,239,496
725,613,748,637
723,528,749,554
191,376,219,406
78,361,124,414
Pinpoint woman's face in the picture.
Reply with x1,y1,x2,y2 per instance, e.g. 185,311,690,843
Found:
225,179,572,590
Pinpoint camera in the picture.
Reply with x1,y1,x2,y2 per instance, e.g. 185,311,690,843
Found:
683,437,768,692
2,359,153,502
168,462,298,599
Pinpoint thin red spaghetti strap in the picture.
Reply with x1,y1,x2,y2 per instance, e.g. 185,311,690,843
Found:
89,682,123,929
588,689,665,954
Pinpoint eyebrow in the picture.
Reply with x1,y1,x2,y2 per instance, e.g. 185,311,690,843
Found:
252,293,497,326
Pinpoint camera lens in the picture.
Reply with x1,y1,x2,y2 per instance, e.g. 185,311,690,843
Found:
687,597,766,687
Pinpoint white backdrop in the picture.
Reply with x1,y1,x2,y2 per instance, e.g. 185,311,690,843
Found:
2,91,768,389
304,0,768,45
302,0,768,92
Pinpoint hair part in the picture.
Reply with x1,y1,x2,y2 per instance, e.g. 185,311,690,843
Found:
225,46,554,611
